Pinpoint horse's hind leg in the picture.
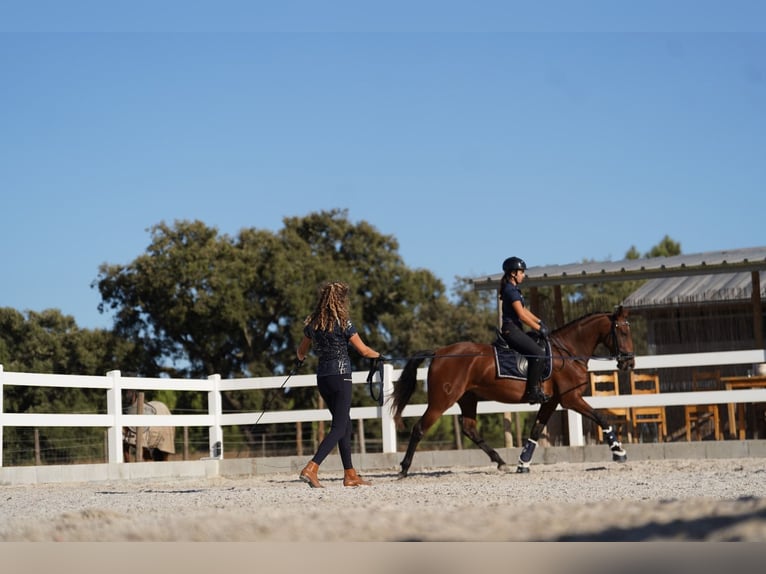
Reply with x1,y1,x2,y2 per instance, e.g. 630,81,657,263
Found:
399,406,445,479
457,394,509,472
399,420,425,479
460,416,510,472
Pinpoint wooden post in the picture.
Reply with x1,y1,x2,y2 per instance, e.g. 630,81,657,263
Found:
453,415,463,449
183,427,189,460
356,419,366,454
752,271,764,349
503,412,514,447
135,392,144,462
553,284,564,326
317,395,325,444
296,421,303,456
34,428,41,465
529,286,540,315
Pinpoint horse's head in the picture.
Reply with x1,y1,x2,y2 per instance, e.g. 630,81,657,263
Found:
122,389,138,410
609,305,635,371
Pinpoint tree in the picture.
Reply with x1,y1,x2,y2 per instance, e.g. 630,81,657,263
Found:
93,210,470,451
0,308,137,464
644,235,681,258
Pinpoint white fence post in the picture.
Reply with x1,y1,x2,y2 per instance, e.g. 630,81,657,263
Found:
207,374,223,459
106,370,123,464
380,363,398,453
567,410,585,447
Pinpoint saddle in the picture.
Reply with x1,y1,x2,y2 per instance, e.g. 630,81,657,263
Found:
493,329,553,380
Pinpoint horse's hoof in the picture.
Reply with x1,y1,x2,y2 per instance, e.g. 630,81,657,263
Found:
612,453,628,463
397,471,409,480
516,465,530,474
498,463,511,473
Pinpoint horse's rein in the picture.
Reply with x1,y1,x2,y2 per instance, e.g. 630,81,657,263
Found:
390,315,633,366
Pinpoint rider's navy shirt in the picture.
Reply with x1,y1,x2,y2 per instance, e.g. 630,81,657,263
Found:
303,320,358,377
500,282,525,330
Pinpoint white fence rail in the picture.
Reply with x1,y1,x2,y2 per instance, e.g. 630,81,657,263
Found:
2,349,766,467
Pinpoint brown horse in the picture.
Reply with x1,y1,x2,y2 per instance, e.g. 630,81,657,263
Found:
122,390,176,462
390,306,635,477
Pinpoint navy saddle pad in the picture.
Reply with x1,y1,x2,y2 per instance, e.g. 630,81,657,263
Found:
493,333,553,380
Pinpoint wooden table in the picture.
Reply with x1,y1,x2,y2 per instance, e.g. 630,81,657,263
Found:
721,375,766,440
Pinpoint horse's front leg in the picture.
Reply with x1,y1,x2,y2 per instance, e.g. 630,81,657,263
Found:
559,395,629,464
516,399,559,474
459,416,510,472
592,412,628,463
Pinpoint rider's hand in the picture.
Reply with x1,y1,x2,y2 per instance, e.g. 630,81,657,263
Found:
538,322,549,339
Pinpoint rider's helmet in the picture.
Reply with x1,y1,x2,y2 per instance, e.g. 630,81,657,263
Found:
502,256,527,274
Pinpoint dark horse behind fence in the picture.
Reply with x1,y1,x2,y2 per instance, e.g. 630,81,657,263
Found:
122,390,176,462
390,306,635,477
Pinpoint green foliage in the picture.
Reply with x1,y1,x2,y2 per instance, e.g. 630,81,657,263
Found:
91,209,494,450
0,307,137,464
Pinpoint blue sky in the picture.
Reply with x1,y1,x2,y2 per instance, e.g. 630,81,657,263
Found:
2,3,765,329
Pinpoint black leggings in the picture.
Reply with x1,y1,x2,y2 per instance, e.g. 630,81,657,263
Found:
502,324,545,385
311,374,354,469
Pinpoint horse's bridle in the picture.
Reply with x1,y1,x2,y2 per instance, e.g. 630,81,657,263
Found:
609,316,635,368
547,313,634,370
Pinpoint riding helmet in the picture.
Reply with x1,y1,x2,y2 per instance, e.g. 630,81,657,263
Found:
502,256,527,274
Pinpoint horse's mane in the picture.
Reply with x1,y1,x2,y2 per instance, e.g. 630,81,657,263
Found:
555,310,610,332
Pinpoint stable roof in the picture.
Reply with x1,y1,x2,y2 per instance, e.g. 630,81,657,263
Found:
471,246,766,291
622,271,766,309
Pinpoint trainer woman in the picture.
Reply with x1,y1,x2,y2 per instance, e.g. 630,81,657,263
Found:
296,281,381,488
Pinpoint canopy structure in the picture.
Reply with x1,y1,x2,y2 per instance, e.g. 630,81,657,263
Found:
471,247,766,348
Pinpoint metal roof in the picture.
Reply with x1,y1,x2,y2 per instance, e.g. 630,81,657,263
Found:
622,271,766,309
471,246,766,291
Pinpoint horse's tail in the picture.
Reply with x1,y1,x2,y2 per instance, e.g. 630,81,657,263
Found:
391,350,434,430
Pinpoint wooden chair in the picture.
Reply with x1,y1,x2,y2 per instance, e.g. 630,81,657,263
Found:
629,372,666,443
589,371,632,443
684,369,722,441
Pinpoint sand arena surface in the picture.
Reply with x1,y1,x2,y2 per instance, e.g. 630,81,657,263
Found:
2,457,765,541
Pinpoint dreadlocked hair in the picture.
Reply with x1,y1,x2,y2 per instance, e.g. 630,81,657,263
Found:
304,281,351,331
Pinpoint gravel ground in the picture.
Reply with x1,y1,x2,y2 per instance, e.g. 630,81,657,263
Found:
2,457,765,542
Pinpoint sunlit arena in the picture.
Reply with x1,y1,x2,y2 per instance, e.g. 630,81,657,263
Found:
2,455,765,542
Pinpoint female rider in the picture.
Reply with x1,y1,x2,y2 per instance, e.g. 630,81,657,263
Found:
499,256,550,404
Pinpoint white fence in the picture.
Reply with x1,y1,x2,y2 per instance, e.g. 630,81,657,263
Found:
2,349,766,467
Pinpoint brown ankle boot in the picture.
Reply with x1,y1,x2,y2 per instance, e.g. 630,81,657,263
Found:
343,468,372,487
299,461,324,488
